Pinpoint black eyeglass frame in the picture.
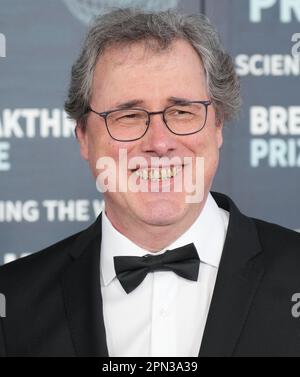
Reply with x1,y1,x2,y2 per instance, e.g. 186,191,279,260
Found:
87,100,212,142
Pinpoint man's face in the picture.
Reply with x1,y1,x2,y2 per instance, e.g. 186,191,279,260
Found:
77,39,223,232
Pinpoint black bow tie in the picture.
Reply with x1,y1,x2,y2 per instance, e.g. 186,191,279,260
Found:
113,243,200,294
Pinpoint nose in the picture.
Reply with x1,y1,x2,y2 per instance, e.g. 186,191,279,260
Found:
141,112,177,156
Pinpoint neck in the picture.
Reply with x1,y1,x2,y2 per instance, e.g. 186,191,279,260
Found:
104,200,206,252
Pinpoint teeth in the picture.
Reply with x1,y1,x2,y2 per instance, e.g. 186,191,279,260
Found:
161,168,167,179
142,170,148,180
134,166,181,181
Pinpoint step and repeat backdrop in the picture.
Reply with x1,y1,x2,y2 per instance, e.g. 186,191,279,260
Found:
0,0,299,265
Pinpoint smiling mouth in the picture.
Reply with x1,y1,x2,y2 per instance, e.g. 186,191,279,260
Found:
131,166,183,181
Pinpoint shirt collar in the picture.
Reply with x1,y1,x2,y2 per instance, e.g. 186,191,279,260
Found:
100,192,229,287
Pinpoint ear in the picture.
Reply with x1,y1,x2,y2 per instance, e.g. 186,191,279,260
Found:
76,122,89,161
216,118,224,149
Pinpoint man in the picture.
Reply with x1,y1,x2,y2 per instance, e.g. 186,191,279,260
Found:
0,8,300,357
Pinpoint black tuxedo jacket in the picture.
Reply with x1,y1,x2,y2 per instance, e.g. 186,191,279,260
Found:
0,192,300,357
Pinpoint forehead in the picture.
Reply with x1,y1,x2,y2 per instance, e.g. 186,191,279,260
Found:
91,39,207,107
97,38,204,73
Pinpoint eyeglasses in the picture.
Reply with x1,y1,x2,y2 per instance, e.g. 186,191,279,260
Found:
87,100,212,142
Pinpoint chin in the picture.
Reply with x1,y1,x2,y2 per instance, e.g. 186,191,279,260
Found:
133,197,187,226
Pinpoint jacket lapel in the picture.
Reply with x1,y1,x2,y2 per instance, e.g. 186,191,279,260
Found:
61,214,109,357
199,192,265,357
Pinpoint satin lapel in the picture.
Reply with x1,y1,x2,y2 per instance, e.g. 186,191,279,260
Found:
61,214,109,357
199,193,265,357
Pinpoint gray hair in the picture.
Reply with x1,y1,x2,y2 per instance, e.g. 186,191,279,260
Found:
65,7,241,129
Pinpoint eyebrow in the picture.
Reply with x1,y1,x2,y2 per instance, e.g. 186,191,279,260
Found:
114,97,193,109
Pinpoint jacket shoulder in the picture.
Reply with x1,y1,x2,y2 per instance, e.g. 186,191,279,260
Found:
253,218,300,267
254,218,300,247
0,230,83,291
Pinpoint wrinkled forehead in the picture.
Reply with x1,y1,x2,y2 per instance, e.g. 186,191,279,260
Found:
98,37,204,69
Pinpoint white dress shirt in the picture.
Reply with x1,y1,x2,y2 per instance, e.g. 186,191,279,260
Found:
100,193,229,357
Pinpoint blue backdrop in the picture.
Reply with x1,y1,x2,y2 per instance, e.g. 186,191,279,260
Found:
0,0,299,265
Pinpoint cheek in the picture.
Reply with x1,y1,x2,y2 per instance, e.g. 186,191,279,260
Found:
187,130,218,156
88,130,112,157
187,128,221,180
88,133,135,178
85,133,108,177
